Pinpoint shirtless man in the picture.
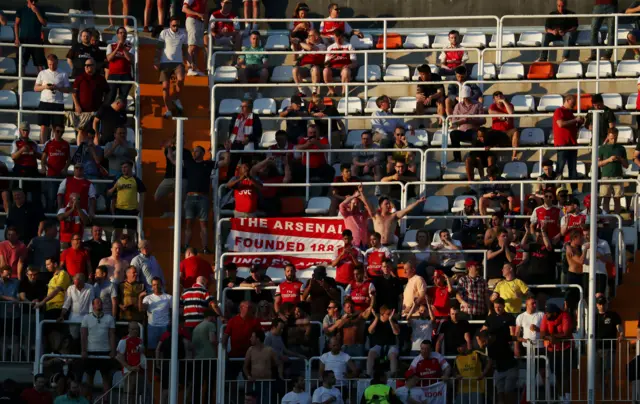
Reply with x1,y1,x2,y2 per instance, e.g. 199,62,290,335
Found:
243,329,283,403
340,298,371,357
98,241,129,282
360,185,426,248
564,229,586,287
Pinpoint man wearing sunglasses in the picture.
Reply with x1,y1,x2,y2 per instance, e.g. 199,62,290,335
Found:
72,57,109,144
155,16,188,119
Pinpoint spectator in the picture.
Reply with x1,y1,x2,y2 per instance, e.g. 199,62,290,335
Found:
475,329,519,404
626,1,640,31
279,95,310,142
381,159,420,203
293,29,326,95
345,265,375,312
0,160,9,213
595,296,623,386
226,99,261,178
19,265,47,306
131,240,165,293
57,163,97,217
630,31,640,63
588,0,617,61
301,266,340,321
415,64,446,122
222,301,262,380
515,296,544,358
402,261,427,318
266,318,305,364
108,161,145,235
238,31,269,98
53,380,88,404
319,336,358,392
364,233,391,278
585,94,616,144
560,197,586,242
449,86,486,162
11,121,42,201
40,125,71,213
84,226,110,272
140,277,171,349
582,227,612,296
182,146,215,253
329,164,358,215
386,127,416,174
14,0,47,75
222,263,245,316
530,188,564,245
309,92,345,143
427,270,453,318
430,229,463,271
456,261,489,319
93,98,128,146
181,275,220,330
118,266,146,322
363,371,398,403
319,3,362,41
321,299,343,347
104,127,137,177
312,370,344,404
60,273,94,339
438,30,468,76
20,373,53,404
35,256,70,321
71,131,104,179
98,242,129,285
274,263,304,313
436,305,473,356
488,91,520,161
0,226,27,279
57,193,89,249
452,198,484,247
371,95,404,144
119,232,140,264
323,29,357,97
6,188,45,245
106,27,135,103
60,233,92,279
282,375,311,404
409,339,451,385
491,263,530,314
0,266,20,335
242,0,259,33
540,303,573,404
464,127,499,183
598,128,628,214
453,345,488,403
371,259,402,311
553,94,584,191
538,0,579,62
520,225,556,285
338,188,370,249
240,264,276,303
115,321,145,402
192,307,217,359
155,136,192,217
350,130,383,183
81,298,116,396
208,0,242,63
294,124,334,183
482,297,516,352
179,247,213,289
289,3,313,52
410,303,435,355
156,328,193,403
331,229,364,288
485,228,513,284
396,369,426,404
533,160,558,202
93,265,118,319
227,162,263,218
67,29,104,77
446,66,482,116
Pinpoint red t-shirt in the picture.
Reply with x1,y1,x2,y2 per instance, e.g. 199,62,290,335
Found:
233,177,261,213
347,280,373,312
11,138,38,167
563,213,587,242
107,41,133,75
224,315,262,357
20,388,53,404
60,247,90,277
365,247,391,278
275,280,304,304
298,136,329,169
58,207,86,243
73,73,109,112
43,139,70,177
426,286,451,317
179,256,212,288
0,241,27,275
541,311,573,351
531,205,562,240
552,107,578,146
410,353,448,386
333,245,363,284
489,102,515,132
211,10,237,33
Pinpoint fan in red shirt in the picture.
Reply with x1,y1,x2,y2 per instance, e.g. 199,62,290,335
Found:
552,95,584,193
344,265,375,312
57,163,97,214
426,270,453,319
540,303,574,402
364,232,392,278
331,229,364,287
488,91,520,161
274,263,304,312
179,247,214,289
57,193,89,245
226,162,263,218
294,124,334,183
208,1,242,52
60,233,92,279
20,374,53,404
530,188,564,245
409,339,451,386
222,301,262,359
560,197,586,242
42,125,70,177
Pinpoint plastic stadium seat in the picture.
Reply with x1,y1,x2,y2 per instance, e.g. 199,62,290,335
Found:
393,97,416,113
265,34,289,50
405,129,429,147
576,30,597,46
502,162,528,179
402,230,418,248
617,126,634,144
259,131,277,148
279,98,291,113
252,98,277,115
337,97,363,114
213,66,238,82
21,91,40,109
305,197,331,215
527,62,554,79
482,95,494,111
556,61,583,79
0,26,14,42
271,66,293,83
606,29,630,45
430,130,449,147
498,62,524,80
511,95,535,112
423,196,449,214
537,94,563,112
355,65,382,82
602,93,623,110
383,64,410,82
364,97,380,114
577,128,592,145
530,162,544,179
425,162,442,180
470,63,496,80
0,124,16,141
63,93,73,110
376,33,402,49
442,162,467,180
517,31,543,47
127,95,135,112
0,57,16,75
519,128,545,145
219,99,241,115
624,162,639,177
626,94,638,110
126,128,135,144
616,60,640,77
561,161,586,178
451,195,477,213
576,94,592,112
431,33,450,49
412,65,441,80
585,61,612,78
0,90,17,108
489,32,516,47
345,130,366,148
0,155,14,171
48,28,73,45
351,34,374,50
25,60,38,76
460,32,487,48
403,33,430,49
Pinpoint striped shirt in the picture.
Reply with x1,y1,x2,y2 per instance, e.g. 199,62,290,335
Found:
180,283,213,327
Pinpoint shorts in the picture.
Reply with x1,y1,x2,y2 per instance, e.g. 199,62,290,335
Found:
599,177,623,198
84,352,114,377
494,366,519,393
239,64,265,79
113,208,139,230
159,63,184,82
184,194,209,221
328,66,354,78
147,324,168,350
369,345,399,357
186,18,205,47
295,64,321,75
71,112,95,131
154,178,187,200
37,102,65,127
20,40,46,67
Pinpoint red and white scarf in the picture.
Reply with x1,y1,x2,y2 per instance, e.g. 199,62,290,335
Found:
231,113,254,142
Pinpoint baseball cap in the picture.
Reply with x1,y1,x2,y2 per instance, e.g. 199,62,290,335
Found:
19,121,29,131
433,269,445,278
291,94,303,105
459,85,471,99
464,197,475,206
545,302,561,314
556,187,571,196
596,296,607,305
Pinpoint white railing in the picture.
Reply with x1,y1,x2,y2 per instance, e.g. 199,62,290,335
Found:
0,301,39,363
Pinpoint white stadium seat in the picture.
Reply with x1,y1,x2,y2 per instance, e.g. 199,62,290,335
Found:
460,32,487,48
511,95,535,112
213,66,238,82
530,162,543,179
451,195,477,213
0,57,16,75
617,126,634,144
562,162,586,178
271,66,293,83
616,60,640,77
345,130,366,148
489,32,516,47
519,128,545,145
265,34,289,50
425,161,442,180
502,162,528,179
606,29,630,45
404,33,430,49
431,33,450,48
259,131,277,148
25,60,38,76
393,96,416,113
498,62,525,80
585,61,612,78
21,91,40,109
355,64,382,82
430,130,449,147
364,97,380,114
556,61,583,79
626,94,638,110
405,129,430,147
470,63,496,80
219,99,241,115
48,28,73,45
625,162,639,177
602,93,623,110
0,90,17,108
423,195,449,214
350,34,374,50
305,197,331,215
517,31,543,47
0,123,16,141
127,95,135,112
383,64,410,82
252,98,277,115
537,94,563,112
278,98,291,113
402,229,418,248
63,93,73,110
577,127,592,145
0,26,14,42
0,155,14,171
442,162,467,180
337,97,363,114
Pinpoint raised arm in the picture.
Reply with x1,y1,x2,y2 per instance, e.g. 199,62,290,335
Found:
395,196,426,220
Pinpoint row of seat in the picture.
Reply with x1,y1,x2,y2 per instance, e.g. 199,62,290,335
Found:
0,89,136,112
0,122,135,144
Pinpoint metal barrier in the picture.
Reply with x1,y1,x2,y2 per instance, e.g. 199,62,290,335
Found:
0,301,39,363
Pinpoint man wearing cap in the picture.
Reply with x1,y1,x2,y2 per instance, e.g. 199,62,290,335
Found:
449,85,486,163
553,94,584,193
456,261,490,319
279,94,310,142
415,64,445,121
540,302,574,404
452,198,484,247
595,296,623,389
598,127,628,214
395,369,427,403
491,263,530,314
11,121,42,201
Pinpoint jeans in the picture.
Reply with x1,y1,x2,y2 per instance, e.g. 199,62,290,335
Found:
450,129,476,161
540,31,579,60
107,73,133,104
590,4,617,58
556,149,577,191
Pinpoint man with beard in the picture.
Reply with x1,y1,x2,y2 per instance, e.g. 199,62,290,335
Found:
274,263,304,313
55,379,88,403
19,265,47,304
93,265,118,319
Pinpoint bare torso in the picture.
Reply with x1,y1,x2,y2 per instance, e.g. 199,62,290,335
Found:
99,257,129,279
247,345,276,379
373,212,398,245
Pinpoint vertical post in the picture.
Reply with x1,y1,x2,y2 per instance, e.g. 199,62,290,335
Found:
364,52,369,101
595,48,601,94
382,20,388,70
17,46,23,125
613,15,619,63
497,18,503,66
587,110,600,404
169,117,187,404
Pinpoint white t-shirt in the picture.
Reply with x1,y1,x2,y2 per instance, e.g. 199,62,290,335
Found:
281,391,312,404
312,386,343,404
35,69,70,104
319,351,351,386
515,311,544,348
159,28,187,64
142,293,172,326
81,313,115,352
410,319,433,351
583,239,611,275
395,386,426,404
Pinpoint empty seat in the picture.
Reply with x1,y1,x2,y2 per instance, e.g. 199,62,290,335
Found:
0,90,17,108
498,62,525,79
460,32,487,48
350,34,374,50
264,34,289,50
48,28,73,45
337,97,363,114
423,196,449,214
451,195,477,213
383,64,410,82
355,64,382,82
617,126,634,144
517,31,543,47
527,62,554,79
577,127,592,145
278,98,291,113
602,93,623,110
430,130,449,147
624,162,639,177
405,129,430,147
482,95,494,111
404,33,430,49
431,33,450,49
0,26,14,42
607,29,630,45
259,131,277,148
252,98,277,115
219,98,241,115
537,94,563,112
25,60,38,76
393,97,416,113
305,197,332,215
576,93,592,113
364,97,380,114
402,229,418,248
425,161,442,180
271,66,293,83
502,162,528,179
376,33,402,49
512,95,535,112
442,162,467,180
489,32,516,47
21,91,40,109
556,61,583,78
576,30,597,46
626,94,638,110
519,128,545,145
345,130,366,147
0,155,14,170
561,161,586,178
213,66,238,82
63,93,73,110
530,162,544,179
0,123,16,141
616,60,640,77
0,57,16,75
470,63,497,80
585,61,613,78
126,95,135,112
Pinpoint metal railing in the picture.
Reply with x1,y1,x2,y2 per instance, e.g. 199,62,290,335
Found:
0,301,39,363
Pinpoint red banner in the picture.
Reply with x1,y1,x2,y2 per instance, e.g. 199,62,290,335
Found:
224,217,345,268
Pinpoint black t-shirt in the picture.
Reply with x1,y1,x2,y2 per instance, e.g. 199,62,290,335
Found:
487,341,518,372
438,319,472,356
242,275,274,303
596,310,622,343
308,277,338,318
417,73,445,97
525,243,556,281
310,105,341,136
584,106,616,145
284,109,310,141
66,43,104,77
545,9,579,32
369,320,396,347
18,278,47,301
372,276,403,311
184,159,216,194
164,147,192,179
484,312,515,347
6,202,45,244
387,170,418,201
83,239,111,271
486,241,507,280
222,276,246,305
95,105,127,145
